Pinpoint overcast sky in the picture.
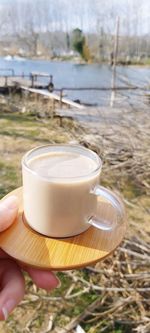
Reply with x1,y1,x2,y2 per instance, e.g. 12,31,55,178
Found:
0,0,150,35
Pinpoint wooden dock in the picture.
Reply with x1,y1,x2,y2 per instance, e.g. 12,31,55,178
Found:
21,86,85,109
0,73,48,89
0,76,43,88
0,71,86,109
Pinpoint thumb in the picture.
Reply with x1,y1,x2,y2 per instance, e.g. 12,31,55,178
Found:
0,196,18,232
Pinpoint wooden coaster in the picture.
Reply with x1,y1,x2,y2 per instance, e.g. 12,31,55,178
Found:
0,188,126,270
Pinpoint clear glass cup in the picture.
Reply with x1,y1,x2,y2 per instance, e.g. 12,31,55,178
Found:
22,144,125,238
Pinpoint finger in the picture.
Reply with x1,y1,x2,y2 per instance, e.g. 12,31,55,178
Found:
0,196,18,232
0,252,61,291
24,266,61,290
0,249,10,259
0,259,25,320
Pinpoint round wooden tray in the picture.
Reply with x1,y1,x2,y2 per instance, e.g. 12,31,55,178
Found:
0,188,126,270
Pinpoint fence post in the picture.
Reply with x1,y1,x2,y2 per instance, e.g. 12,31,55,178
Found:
5,76,8,86
60,89,63,108
31,74,34,88
110,16,120,107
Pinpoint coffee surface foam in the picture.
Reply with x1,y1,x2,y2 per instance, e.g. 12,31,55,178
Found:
28,152,97,178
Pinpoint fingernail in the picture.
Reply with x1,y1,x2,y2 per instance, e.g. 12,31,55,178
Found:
2,196,18,210
2,299,16,320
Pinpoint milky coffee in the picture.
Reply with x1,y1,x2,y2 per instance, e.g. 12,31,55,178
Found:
22,150,100,237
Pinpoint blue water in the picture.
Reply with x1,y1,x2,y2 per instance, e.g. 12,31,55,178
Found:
0,57,149,106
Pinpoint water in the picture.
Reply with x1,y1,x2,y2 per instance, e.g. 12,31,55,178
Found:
0,57,149,106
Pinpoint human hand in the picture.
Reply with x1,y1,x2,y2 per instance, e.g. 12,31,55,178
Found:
0,196,60,320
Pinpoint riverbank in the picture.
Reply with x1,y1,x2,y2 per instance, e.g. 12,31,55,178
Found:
0,97,149,332
2,53,150,67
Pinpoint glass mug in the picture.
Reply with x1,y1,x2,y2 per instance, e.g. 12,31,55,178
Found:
22,145,125,238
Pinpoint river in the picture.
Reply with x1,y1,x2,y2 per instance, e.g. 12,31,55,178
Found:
0,57,149,106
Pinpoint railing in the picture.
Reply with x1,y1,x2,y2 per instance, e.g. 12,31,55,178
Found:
55,86,139,107
0,72,53,87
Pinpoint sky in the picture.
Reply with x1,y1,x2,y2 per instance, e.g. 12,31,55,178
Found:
0,0,150,35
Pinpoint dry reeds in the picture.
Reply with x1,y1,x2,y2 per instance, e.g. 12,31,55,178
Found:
0,96,149,332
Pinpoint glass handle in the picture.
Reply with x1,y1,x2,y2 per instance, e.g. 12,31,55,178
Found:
88,185,125,231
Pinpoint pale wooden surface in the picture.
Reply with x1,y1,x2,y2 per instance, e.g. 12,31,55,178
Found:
0,77,43,88
21,87,85,109
0,188,126,270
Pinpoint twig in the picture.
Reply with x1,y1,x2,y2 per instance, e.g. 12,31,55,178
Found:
119,247,150,261
53,297,104,333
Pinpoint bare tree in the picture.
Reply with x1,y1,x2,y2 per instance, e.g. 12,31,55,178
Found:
0,0,149,61
0,4,12,36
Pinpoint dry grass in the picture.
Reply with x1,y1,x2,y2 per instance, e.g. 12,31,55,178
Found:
0,95,149,333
